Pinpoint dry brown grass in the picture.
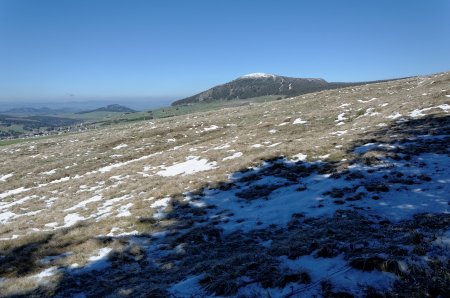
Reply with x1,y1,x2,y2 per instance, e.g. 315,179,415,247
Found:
0,71,449,296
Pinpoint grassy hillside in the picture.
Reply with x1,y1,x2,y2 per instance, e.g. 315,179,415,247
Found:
0,72,449,297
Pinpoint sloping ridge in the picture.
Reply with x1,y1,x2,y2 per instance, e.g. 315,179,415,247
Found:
172,73,400,106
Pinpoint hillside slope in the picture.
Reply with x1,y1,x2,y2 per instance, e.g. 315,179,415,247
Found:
76,104,136,114
0,72,449,297
172,73,397,106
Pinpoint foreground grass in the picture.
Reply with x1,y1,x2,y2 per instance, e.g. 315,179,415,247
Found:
0,72,449,297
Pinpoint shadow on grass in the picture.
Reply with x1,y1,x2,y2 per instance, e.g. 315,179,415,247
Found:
2,114,450,297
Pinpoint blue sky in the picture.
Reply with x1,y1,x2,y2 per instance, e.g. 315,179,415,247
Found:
1,0,449,103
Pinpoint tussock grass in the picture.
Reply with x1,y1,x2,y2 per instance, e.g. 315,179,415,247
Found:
0,72,449,296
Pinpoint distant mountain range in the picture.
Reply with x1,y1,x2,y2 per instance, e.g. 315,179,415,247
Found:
0,107,78,116
76,104,137,114
172,73,398,106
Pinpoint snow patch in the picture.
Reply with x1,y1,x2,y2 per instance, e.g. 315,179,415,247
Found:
203,125,219,132
113,144,128,150
33,267,59,281
409,104,450,118
79,247,113,272
151,197,171,219
330,130,347,136
156,156,217,177
64,213,85,227
0,173,13,182
116,203,133,217
213,144,230,150
0,211,16,224
354,143,396,154
151,197,171,209
0,195,36,211
336,113,347,122
268,142,282,148
0,187,29,199
42,169,57,175
66,195,103,212
89,248,111,262
362,108,380,117
293,118,307,124
223,152,243,161
280,254,396,296
292,153,307,161
239,73,276,79
358,97,377,103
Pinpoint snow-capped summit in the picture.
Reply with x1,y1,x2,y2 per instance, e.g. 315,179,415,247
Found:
172,72,387,106
239,73,277,79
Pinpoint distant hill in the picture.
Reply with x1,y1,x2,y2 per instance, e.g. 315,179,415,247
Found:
1,107,78,116
76,104,137,114
172,73,398,106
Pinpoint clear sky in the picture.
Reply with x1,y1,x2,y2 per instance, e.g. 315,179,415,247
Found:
1,0,449,103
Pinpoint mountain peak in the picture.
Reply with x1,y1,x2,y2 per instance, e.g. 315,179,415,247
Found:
76,104,136,114
172,73,396,106
238,73,276,79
